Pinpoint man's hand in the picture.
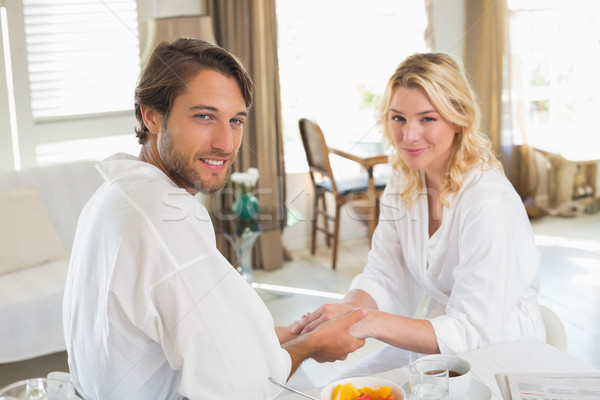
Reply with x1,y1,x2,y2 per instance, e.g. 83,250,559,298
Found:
303,307,367,363
290,302,355,335
282,307,367,375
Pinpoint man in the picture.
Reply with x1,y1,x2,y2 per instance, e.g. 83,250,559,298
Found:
63,38,366,399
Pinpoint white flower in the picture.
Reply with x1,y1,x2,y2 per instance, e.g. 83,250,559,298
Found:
231,168,260,194
247,168,259,179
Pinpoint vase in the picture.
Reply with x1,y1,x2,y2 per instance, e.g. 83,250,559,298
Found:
233,193,260,220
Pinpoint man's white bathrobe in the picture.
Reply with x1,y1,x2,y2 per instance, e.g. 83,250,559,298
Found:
63,154,290,400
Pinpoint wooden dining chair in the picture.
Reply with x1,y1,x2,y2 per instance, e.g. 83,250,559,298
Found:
298,118,387,269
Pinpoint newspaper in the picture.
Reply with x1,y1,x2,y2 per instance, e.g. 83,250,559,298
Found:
495,372,600,400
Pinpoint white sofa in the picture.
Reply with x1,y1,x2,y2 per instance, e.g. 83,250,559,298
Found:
0,161,103,363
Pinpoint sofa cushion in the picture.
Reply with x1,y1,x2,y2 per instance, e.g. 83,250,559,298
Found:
0,186,68,274
0,259,68,363
0,160,104,253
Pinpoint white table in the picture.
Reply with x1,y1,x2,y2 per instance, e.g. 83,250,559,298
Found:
278,338,599,399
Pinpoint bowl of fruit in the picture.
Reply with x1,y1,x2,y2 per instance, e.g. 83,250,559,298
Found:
320,376,405,400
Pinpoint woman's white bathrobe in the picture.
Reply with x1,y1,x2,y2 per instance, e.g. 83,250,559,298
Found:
350,166,545,355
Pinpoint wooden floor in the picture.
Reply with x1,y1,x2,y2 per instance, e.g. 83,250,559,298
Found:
1,213,598,391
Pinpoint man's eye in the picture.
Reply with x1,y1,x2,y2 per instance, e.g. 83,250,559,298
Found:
194,114,211,120
231,118,245,125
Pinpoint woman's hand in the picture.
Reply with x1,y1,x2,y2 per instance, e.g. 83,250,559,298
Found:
275,322,299,344
348,310,377,339
290,302,356,335
291,290,378,335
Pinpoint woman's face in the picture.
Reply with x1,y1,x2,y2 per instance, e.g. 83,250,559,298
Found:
388,86,458,179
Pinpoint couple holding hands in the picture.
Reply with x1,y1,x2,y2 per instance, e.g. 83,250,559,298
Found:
63,38,543,399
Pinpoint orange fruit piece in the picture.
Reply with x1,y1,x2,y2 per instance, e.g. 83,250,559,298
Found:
331,383,361,400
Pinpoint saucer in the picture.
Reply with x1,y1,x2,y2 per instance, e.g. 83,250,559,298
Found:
402,379,491,399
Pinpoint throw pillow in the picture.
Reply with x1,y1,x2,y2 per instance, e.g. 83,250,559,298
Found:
0,186,68,274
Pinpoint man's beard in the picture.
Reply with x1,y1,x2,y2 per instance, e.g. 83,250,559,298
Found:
160,128,233,194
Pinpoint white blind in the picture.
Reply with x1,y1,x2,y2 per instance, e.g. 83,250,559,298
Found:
22,0,140,119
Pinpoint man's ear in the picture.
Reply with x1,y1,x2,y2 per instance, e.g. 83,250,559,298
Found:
140,104,162,135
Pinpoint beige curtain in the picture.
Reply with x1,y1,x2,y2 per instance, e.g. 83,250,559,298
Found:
464,0,506,153
207,0,287,270
464,0,536,202
423,0,434,49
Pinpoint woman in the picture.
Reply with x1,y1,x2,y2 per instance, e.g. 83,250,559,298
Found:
291,53,545,371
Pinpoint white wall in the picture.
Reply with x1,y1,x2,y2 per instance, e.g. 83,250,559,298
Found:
431,0,465,64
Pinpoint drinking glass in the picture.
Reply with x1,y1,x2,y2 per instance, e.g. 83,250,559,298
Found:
0,378,77,400
408,359,449,400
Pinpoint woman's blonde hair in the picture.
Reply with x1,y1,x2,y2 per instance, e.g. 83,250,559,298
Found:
378,52,503,208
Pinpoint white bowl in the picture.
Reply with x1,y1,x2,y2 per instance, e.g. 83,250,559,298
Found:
320,376,405,400
417,355,472,400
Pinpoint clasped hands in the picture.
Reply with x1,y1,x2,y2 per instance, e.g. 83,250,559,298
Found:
285,296,440,358
278,294,380,367
292,302,374,340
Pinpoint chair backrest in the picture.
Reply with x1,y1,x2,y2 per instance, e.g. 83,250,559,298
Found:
298,118,337,191
540,304,567,351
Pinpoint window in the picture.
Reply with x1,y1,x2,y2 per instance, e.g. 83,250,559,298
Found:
276,0,428,173
0,0,143,169
22,0,140,119
507,0,600,156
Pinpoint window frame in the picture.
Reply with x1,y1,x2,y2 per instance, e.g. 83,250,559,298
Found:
0,5,13,170
1,0,151,169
